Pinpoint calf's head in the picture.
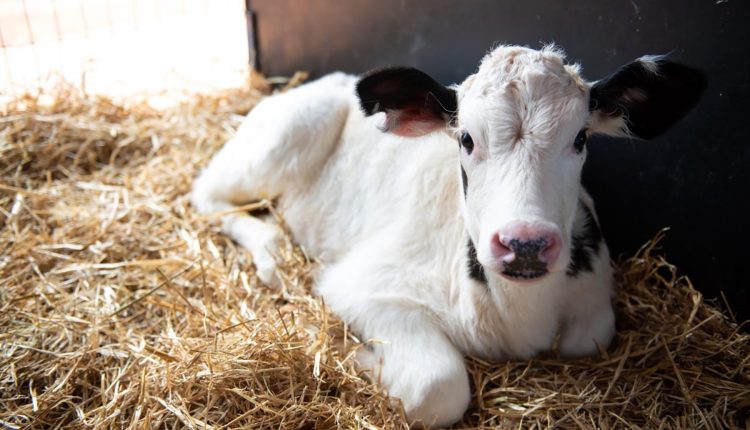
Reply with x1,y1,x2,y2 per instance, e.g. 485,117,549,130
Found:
357,46,705,282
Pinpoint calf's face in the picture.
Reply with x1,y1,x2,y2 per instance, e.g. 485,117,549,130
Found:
357,46,705,282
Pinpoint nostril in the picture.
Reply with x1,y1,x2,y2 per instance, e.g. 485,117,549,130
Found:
493,223,563,278
490,233,513,259
495,225,563,263
539,234,562,264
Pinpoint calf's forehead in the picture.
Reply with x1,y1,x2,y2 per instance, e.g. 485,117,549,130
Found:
457,46,590,141
465,46,588,96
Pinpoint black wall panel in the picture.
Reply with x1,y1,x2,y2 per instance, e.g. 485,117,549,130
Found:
252,0,750,321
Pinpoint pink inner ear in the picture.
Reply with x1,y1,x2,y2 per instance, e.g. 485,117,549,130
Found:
386,107,446,137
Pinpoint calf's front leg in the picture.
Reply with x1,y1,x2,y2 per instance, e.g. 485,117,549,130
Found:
317,241,471,427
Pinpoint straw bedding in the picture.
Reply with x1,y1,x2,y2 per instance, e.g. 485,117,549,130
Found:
1,77,748,430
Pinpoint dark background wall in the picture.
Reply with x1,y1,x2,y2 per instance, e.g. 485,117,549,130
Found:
251,0,750,322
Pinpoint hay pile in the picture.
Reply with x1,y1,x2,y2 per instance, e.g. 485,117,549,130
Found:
0,78,748,429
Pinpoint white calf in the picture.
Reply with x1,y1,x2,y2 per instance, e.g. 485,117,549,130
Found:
191,45,705,427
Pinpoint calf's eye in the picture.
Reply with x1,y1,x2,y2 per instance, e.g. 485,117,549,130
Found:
460,131,474,154
573,130,588,153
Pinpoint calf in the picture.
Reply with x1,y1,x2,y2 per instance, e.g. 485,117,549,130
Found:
191,45,705,427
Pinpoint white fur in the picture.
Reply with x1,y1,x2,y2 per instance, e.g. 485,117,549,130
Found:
191,47,618,427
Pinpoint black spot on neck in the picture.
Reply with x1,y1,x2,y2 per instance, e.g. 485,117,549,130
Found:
567,203,603,277
467,237,487,284
460,165,468,198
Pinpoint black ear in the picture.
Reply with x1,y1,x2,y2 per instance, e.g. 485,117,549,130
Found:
589,57,707,139
356,67,457,137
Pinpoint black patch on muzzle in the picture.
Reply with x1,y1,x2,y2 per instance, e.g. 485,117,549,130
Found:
567,203,603,277
466,237,487,284
502,238,549,279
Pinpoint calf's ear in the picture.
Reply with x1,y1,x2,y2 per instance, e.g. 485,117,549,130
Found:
588,56,707,139
356,67,457,137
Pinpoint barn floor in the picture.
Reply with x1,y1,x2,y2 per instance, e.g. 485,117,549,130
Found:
0,79,748,429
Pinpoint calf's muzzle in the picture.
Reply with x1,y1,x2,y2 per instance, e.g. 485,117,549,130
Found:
490,223,562,280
